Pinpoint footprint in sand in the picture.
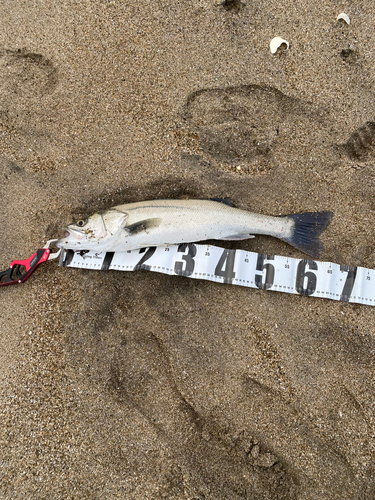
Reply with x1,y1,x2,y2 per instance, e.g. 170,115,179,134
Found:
340,121,375,161
181,84,304,167
0,48,57,97
0,48,58,131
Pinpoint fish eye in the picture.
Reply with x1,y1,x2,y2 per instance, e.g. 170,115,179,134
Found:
76,219,86,227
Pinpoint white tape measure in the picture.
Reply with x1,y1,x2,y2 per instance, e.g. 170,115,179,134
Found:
59,244,375,306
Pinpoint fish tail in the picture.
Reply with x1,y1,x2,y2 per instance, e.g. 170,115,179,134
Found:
283,211,333,258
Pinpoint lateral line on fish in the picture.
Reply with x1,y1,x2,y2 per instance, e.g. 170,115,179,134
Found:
123,204,198,212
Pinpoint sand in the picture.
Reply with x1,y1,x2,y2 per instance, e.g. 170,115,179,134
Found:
1,1,375,498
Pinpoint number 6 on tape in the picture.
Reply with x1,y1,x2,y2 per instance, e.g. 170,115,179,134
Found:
296,259,318,296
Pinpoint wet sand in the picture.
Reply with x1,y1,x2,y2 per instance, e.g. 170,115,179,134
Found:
1,1,375,498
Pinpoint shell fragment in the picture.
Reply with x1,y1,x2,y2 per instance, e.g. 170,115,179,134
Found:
337,13,350,25
270,37,289,54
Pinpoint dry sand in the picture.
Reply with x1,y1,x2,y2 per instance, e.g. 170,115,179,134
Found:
1,1,375,498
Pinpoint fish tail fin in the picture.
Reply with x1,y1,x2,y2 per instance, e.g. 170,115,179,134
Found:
283,211,333,258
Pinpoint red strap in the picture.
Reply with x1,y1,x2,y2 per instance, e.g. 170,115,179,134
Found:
0,248,51,286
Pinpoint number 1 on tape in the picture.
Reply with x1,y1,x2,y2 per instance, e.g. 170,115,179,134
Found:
59,244,375,306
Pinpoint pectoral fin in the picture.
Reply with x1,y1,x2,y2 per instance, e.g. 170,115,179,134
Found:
125,218,161,235
220,234,255,240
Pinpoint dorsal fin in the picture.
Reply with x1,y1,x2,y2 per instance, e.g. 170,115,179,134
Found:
209,197,235,207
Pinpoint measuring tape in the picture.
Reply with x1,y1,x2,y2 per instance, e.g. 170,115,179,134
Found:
59,243,375,306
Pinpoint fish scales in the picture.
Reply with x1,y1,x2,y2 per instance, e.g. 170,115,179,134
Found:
113,200,291,249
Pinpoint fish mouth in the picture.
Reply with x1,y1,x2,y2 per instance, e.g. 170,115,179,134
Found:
55,228,71,248
55,227,80,249
56,227,79,243
59,227,74,239
61,226,83,237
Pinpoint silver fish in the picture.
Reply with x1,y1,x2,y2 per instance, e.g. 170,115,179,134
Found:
56,198,333,258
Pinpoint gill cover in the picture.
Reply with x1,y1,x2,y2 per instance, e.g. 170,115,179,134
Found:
101,209,128,239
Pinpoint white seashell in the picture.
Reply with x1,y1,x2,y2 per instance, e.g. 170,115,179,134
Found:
337,13,350,25
270,37,289,54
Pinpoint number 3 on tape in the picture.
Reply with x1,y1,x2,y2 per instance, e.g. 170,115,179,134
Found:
59,244,374,306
